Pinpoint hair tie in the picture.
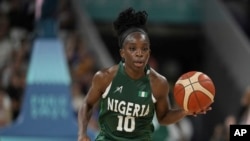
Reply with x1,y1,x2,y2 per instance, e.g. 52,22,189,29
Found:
118,28,148,48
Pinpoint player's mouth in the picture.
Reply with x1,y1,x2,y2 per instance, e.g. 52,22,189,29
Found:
134,61,144,67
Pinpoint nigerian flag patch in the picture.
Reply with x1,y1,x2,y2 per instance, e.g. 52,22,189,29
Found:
138,91,148,97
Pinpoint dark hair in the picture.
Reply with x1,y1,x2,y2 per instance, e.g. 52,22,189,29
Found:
113,7,148,37
113,7,148,48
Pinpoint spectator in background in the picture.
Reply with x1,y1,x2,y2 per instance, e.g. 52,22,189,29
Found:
1,36,29,121
5,71,25,121
210,123,225,141
209,85,250,141
65,32,96,94
0,0,33,124
237,86,250,124
210,115,236,141
0,13,14,70
7,0,35,32
57,0,76,31
71,81,85,117
0,86,12,128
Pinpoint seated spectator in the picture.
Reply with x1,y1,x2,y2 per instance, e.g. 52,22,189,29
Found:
5,71,25,121
210,115,236,141
237,86,250,124
0,86,12,128
71,81,85,117
0,13,14,70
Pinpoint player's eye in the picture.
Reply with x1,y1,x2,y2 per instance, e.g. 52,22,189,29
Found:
129,46,136,51
142,47,149,52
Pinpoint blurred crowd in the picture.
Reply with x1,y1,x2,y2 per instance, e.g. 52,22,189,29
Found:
0,0,99,137
0,0,34,127
209,86,250,141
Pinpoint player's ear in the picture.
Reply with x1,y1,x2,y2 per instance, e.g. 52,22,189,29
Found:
120,48,125,58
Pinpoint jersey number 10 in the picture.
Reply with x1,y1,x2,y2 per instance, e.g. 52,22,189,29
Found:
116,115,135,132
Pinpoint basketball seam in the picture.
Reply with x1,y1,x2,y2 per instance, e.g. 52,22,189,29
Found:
175,78,214,112
189,78,214,112
188,77,201,112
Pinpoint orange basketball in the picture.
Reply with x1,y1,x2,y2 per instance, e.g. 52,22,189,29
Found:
173,71,215,113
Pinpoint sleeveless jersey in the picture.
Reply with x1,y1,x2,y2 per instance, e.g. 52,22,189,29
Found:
96,61,156,141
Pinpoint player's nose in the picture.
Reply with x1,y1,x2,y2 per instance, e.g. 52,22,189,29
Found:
135,49,143,56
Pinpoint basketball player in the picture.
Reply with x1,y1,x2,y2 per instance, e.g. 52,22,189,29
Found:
78,7,211,141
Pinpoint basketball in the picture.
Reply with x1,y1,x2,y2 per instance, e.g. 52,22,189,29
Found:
173,71,215,113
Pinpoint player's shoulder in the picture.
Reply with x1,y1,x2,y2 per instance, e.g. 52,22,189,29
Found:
149,68,169,98
149,68,168,85
93,64,119,82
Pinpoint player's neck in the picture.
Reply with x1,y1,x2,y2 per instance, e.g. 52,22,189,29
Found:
123,63,145,80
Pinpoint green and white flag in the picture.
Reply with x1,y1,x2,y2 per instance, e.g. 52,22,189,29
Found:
138,91,148,97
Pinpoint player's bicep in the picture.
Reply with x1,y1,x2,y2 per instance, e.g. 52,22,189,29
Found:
155,92,170,121
153,78,170,121
84,86,101,106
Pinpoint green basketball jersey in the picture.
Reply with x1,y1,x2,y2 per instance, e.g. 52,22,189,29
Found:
96,61,156,141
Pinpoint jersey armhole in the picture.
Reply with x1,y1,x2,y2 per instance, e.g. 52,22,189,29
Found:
102,82,112,98
152,93,157,103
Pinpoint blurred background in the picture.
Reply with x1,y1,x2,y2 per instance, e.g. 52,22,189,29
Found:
0,0,250,141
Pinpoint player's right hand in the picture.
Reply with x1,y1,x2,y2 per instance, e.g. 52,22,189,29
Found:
186,106,212,116
78,135,91,141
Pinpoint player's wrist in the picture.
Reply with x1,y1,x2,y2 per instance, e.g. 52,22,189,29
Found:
181,109,197,117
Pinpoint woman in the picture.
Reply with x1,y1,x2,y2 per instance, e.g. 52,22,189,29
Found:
78,7,211,141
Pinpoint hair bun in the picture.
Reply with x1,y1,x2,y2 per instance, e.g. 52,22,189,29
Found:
113,7,148,36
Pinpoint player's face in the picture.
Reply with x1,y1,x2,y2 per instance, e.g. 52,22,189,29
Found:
120,32,151,71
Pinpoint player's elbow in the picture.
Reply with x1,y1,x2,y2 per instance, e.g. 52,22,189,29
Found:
157,119,172,125
156,113,171,125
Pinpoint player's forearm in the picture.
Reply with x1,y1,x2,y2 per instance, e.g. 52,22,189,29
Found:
78,102,93,137
158,109,187,125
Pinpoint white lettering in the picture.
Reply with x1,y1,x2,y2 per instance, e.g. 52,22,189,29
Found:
133,104,140,117
118,101,126,114
234,129,247,136
114,99,119,112
140,105,146,116
107,98,150,117
126,102,133,116
108,98,113,111
143,105,150,116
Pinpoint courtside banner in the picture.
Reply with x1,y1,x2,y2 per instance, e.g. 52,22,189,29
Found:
230,125,250,141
